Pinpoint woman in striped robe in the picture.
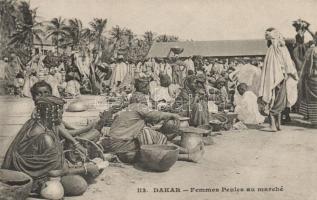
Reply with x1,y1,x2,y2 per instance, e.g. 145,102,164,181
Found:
299,45,317,126
99,92,204,163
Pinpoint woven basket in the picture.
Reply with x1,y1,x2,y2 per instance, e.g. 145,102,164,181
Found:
209,114,228,131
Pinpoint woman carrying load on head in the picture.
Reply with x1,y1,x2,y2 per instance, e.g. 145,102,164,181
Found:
258,28,298,132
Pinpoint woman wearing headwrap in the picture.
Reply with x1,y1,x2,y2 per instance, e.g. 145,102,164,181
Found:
259,28,298,131
299,44,317,125
2,95,98,193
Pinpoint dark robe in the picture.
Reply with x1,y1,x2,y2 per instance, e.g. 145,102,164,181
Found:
299,47,317,124
2,119,64,190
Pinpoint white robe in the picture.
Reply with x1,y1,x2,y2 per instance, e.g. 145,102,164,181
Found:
164,63,173,81
112,62,128,85
230,64,262,97
235,91,265,124
185,58,195,72
150,85,174,102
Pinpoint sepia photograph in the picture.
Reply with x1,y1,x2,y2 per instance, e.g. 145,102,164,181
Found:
0,0,317,199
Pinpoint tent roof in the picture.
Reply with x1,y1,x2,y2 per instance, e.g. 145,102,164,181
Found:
147,39,268,58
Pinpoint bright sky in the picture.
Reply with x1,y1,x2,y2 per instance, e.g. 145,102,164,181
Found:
30,0,317,41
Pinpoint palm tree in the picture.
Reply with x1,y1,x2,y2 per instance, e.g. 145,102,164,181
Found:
124,29,135,47
9,1,44,58
143,31,155,47
63,18,88,51
82,18,107,95
109,25,125,56
0,0,17,55
143,31,156,55
46,17,67,54
86,18,107,52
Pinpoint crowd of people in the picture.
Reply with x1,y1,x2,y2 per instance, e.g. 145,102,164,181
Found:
1,20,317,198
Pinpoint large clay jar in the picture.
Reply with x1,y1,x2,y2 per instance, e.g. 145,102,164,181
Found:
139,145,179,172
179,117,190,128
180,127,208,151
40,177,64,200
0,169,33,200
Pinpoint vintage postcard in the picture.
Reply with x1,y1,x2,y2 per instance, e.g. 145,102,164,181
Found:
0,0,316,199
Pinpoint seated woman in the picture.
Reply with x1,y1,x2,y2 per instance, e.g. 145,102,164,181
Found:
208,77,232,111
2,84,100,196
29,81,95,134
172,71,209,127
99,92,204,163
234,83,265,124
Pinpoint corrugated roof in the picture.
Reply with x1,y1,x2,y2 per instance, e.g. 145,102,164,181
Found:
147,39,268,58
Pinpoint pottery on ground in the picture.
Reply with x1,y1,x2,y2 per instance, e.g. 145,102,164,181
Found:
0,169,33,200
139,144,179,172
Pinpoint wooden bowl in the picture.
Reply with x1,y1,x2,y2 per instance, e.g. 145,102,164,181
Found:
0,169,33,200
139,145,179,172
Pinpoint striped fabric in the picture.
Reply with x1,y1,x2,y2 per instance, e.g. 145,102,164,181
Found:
299,101,317,124
100,136,137,153
101,127,167,153
299,101,308,119
136,127,167,146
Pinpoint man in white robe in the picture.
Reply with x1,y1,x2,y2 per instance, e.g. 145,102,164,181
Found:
235,83,265,124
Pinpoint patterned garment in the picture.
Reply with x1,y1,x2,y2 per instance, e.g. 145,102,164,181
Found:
299,47,317,124
136,127,167,146
101,127,167,153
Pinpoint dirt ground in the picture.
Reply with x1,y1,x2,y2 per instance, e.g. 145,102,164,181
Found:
1,95,317,200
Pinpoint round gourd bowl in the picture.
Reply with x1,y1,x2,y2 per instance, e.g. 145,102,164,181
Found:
0,169,33,200
139,145,179,172
67,101,88,112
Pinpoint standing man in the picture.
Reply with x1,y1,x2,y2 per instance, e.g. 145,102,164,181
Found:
259,28,298,131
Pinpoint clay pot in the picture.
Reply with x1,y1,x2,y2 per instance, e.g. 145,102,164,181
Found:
180,127,209,151
61,175,88,196
40,177,64,200
179,117,190,128
0,169,33,200
139,145,179,172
